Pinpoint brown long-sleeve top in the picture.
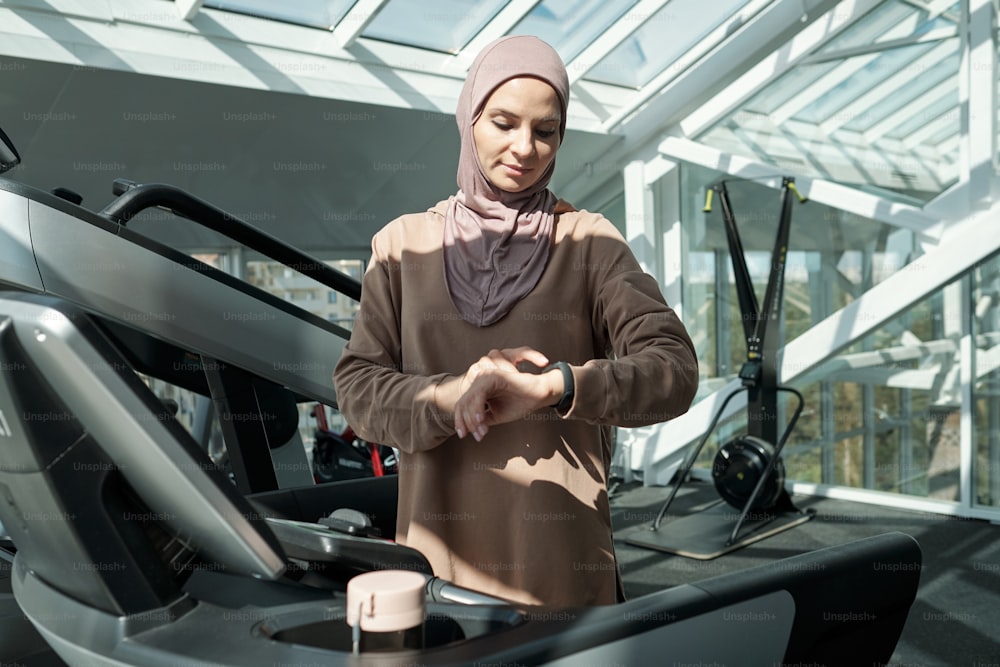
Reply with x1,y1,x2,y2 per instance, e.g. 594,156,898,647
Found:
333,200,698,607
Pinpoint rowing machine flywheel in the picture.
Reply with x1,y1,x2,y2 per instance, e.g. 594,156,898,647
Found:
712,436,785,511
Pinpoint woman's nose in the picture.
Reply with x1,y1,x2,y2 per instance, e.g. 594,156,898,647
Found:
510,128,535,159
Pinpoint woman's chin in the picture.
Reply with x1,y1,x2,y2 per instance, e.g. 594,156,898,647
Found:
490,175,534,194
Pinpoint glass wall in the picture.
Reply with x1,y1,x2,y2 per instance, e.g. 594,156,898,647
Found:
781,278,963,501
676,162,979,502
679,163,919,390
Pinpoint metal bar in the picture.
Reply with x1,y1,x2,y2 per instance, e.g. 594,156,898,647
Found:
101,181,362,301
651,388,747,531
715,182,760,342
727,386,806,546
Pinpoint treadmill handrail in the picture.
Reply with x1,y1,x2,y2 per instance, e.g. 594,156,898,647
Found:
101,181,362,301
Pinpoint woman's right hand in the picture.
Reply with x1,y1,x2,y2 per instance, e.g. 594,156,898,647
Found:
453,347,564,441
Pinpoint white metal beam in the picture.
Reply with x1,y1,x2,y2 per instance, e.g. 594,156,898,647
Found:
898,0,960,18
332,0,389,48
830,365,950,391
0,0,113,21
926,0,964,18
800,26,958,64
964,0,998,204
175,0,203,22
657,166,684,317
624,160,657,276
959,271,975,509
977,341,1000,378
816,338,959,371
458,0,540,65
658,136,940,237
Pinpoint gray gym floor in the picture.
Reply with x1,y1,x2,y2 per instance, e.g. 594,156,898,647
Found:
611,479,1000,666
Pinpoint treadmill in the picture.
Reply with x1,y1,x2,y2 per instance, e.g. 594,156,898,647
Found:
0,127,922,665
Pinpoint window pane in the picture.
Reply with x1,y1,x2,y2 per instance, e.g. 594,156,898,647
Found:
362,0,507,53
783,282,963,500
203,0,356,29
509,0,642,64
815,0,960,55
586,0,752,88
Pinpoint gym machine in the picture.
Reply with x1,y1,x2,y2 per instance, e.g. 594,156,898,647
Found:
627,177,815,559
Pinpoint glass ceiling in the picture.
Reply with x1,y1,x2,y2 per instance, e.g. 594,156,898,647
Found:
697,0,964,202
195,0,988,203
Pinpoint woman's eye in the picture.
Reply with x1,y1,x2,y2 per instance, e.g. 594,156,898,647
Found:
536,129,556,139
493,121,512,131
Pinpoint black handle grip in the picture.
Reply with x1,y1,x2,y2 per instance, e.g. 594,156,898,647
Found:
101,181,362,301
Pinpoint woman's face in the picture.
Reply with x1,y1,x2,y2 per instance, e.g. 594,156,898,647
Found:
472,77,562,193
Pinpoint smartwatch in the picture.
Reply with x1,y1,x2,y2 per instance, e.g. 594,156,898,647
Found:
543,361,575,414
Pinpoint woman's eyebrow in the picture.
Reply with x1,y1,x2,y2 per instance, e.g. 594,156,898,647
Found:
485,107,561,123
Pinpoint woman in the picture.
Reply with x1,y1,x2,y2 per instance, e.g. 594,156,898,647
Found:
333,35,698,607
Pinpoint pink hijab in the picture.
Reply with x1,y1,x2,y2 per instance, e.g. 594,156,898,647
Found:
442,36,570,327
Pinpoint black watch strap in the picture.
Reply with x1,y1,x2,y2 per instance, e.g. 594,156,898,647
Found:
543,361,574,414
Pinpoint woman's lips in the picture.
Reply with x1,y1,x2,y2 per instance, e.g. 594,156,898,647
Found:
502,163,532,176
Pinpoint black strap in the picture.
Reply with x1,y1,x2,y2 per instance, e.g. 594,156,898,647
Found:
543,361,574,414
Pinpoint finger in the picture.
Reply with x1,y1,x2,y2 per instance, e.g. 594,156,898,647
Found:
484,349,520,373
457,378,497,441
500,346,550,370
474,421,489,441
466,354,504,382
461,357,492,396
454,388,479,439
465,402,487,442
